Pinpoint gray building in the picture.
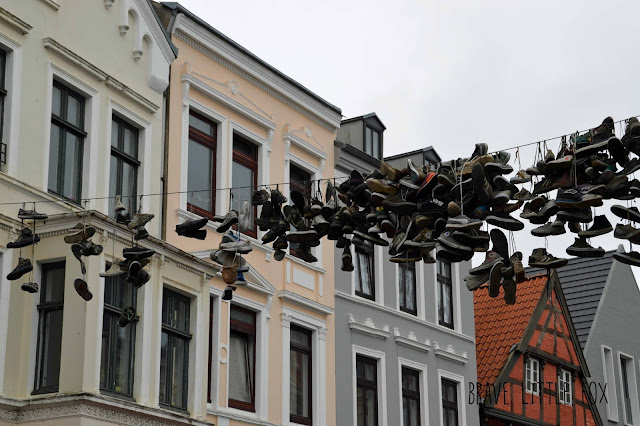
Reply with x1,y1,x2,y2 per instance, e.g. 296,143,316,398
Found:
333,113,479,426
530,247,640,426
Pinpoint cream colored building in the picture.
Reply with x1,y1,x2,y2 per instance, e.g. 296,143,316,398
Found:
154,2,342,425
0,0,228,424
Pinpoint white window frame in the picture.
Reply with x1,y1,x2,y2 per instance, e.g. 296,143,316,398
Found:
395,261,425,319
602,345,619,422
206,286,223,411
350,244,384,305
618,351,640,426
104,99,152,215
558,369,572,405
352,345,387,426
44,63,100,203
438,370,466,426
525,357,540,396
0,33,22,175
432,259,462,333
397,358,429,426
281,307,327,426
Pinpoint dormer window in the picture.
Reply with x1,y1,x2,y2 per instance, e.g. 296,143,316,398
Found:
364,125,382,159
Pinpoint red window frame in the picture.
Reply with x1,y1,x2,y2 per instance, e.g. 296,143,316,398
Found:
232,135,258,238
228,305,257,412
187,110,217,219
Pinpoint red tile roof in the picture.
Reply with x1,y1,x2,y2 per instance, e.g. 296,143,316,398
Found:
473,274,548,392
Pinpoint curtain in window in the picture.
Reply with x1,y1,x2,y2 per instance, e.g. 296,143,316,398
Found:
229,333,254,403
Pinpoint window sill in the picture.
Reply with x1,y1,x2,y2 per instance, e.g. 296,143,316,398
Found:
99,390,136,402
208,407,266,425
284,251,326,274
158,402,190,415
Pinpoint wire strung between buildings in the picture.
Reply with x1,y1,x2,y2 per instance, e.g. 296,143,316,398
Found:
1,113,639,208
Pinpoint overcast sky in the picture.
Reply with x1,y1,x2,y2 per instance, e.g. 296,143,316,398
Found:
178,0,640,285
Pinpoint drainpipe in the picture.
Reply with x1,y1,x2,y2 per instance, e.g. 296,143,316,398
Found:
160,74,171,241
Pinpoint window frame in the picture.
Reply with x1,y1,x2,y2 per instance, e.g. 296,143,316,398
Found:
356,355,378,426
558,369,572,406
33,261,66,395
110,115,140,216
0,49,6,166
401,367,421,426
525,357,540,395
398,262,417,316
354,244,375,301
228,304,257,412
48,80,87,203
289,324,313,425
441,378,459,426
100,266,138,398
187,110,217,219
364,124,382,160
232,134,258,238
159,289,192,411
437,260,454,329
620,354,635,425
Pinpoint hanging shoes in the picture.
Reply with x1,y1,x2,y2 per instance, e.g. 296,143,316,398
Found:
18,208,48,221
74,278,93,301
118,307,136,327
21,282,38,293
114,195,127,212
216,210,238,233
64,224,96,244
7,227,40,249
100,261,126,277
127,213,154,230
6,257,33,280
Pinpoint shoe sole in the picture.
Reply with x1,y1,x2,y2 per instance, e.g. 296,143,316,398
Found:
567,248,605,258
611,205,640,222
555,197,603,209
529,258,568,269
471,165,491,204
503,279,516,305
7,264,33,280
486,215,525,231
490,229,509,260
578,226,613,238
488,262,503,298
613,252,640,266
465,273,490,291
531,227,565,237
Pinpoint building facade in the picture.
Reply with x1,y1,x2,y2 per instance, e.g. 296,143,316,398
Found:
155,2,342,425
333,114,480,426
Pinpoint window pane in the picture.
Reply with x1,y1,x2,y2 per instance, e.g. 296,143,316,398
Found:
357,387,365,426
403,370,418,392
172,297,189,332
359,252,372,296
122,161,136,212
40,309,63,388
187,139,213,212
229,332,254,403
52,86,62,117
399,268,406,307
234,139,256,158
231,161,254,224
364,363,375,381
48,125,60,193
159,332,168,403
365,389,376,425
230,307,255,326
66,95,82,128
365,128,372,155
372,131,379,159
100,315,113,390
111,120,119,147
291,328,310,347
108,155,118,215
43,265,65,303
290,349,310,418
170,337,187,407
62,132,82,201
189,113,214,136
443,284,451,324
123,126,137,157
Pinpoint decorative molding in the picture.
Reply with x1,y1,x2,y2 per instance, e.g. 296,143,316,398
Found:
278,290,333,315
281,312,292,328
265,295,273,322
393,328,431,352
283,131,328,161
318,327,328,341
173,28,338,133
39,0,60,11
348,314,389,339
182,73,276,130
104,0,115,9
133,0,177,63
0,7,32,34
43,38,159,113
132,50,143,62
433,341,468,364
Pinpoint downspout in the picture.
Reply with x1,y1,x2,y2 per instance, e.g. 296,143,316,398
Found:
160,77,170,241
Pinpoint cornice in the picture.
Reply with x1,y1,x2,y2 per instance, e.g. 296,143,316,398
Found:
348,314,389,339
433,341,468,365
284,131,328,161
173,26,338,133
133,0,177,62
278,290,333,315
0,6,32,34
43,38,159,113
393,327,431,352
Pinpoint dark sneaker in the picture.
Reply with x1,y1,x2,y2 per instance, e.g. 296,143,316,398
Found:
287,229,319,244
390,251,422,263
221,285,236,301
624,158,640,175
252,189,270,206
437,231,473,254
7,257,32,280
503,278,516,305
488,260,504,298
531,220,566,237
485,162,513,176
297,246,318,263
116,210,131,225
417,198,446,215
465,271,490,291
21,282,38,293
471,163,492,204
529,248,568,269
18,209,48,220
353,229,389,247
555,188,602,209
611,205,640,222
216,211,238,233
290,190,306,212
283,205,307,230
436,244,473,262
380,161,406,181
273,235,288,250
608,137,627,167
178,228,207,240
130,269,150,288
134,226,149,241
451,229,489,248
270,189,288,205
578,215,612,238
118,307,136,327
469,250,503,275
567,221,581,233
82,240,104,257
614,223,640,241
74,278,93,301
123,246,155,260
341,246,355,271
557,208,592,223
510,170,532,184
274,249,286,261
7,227,40,249
127,213,154,230
176,218,209,235
382,195,416,216
366,178,399,195
262,220,287,243
489,228,510,260
613,251,640,266
486,211,524,231
513,188,533,201
566,237,605,258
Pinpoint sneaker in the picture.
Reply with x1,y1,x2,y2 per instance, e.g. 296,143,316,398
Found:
493,175,519,194
567,221,582,233
234,270,247,285
503,278,516,305
485,211,524,231
382,195,416,216
608,137,627,167
216,211,238,233
488,261,504,298
511,252,525,283
555,188,602,209
274,249,286,261
134,226,149,241
465,271,491,291
21,282,38,293
100,261,126,277
471,163,493,204
176,218,209,235
446,215,483,231
557,207,592,223
7,227,40,249
614,223,640,241
177,228,207,240
18,208,48,220
222,263,238,285
6,257,33,280
221,285,236,301
127,213,155,230
447,201,462,218
297,246,318,263
545,155,574,174
220,238,253,254
74,278,93,301
437,230,473,254
252,189,270,206
408,159,425,184
380,161,406,181
510,170,532,184
366,178,399,195
613,251,640,267
341,245,354,271
611,205,640,222
624,158,640,175
123,246,155,260
451,229,489,251
114,195,127,212
489,228,510,260
529,248,568,269
390,251,422,263
566,237,605,258
436,244,473,262
469,250,503,275
118,307,136,327
513,188,533,201
531,220,566,237
287,229,320,244
578,215,613,238
262,220,287,243
82,240,104,257
116,210,131,225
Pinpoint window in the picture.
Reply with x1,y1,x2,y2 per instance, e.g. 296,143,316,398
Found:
231,135,258,237
187,111,216,217
356,355,378,426
34,262,65,394
48,81,86,203
398,263,416,315
290,325,312,424
621,356,634,424
364,126,382,159
437,260,453,328
228,305,256,411
525,357,540,395
441,379,458,426
289,164,312,259
0,49,6,166
401,368,420,426
602,347,619,421
159,289,191,410
558,369,572,405
354,244,375,300
100,269,137,396
109,116,139,216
